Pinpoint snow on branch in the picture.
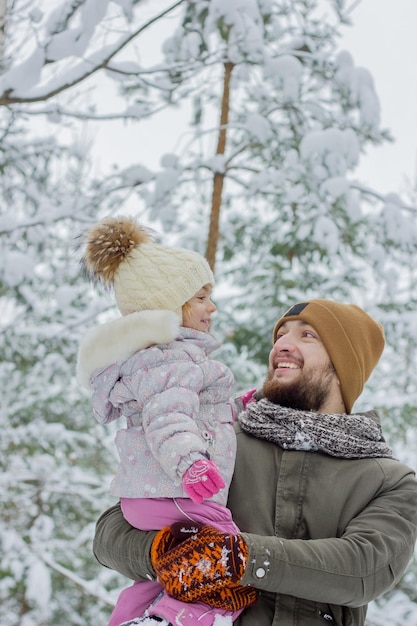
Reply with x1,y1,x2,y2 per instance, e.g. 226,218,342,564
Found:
33,547,115,606
0,0,184,105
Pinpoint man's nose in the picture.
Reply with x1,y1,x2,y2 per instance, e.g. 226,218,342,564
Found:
272,335,296,353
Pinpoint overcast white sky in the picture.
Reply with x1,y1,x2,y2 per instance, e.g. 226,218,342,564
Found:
339,0,417,194
93,0,417,198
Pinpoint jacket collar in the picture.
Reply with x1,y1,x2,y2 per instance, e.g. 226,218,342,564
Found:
77,310,180,389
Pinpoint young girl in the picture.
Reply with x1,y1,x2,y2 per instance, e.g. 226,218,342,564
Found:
77,217,256,626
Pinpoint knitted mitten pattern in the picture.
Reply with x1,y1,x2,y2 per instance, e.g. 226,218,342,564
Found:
151,524,257,610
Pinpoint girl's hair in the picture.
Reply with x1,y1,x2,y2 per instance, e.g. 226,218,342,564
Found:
182,300,192,320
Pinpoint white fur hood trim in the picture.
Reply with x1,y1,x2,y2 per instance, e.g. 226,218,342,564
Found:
77,310,181,389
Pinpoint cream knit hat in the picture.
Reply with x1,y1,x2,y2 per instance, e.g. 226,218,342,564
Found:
81,216,214,316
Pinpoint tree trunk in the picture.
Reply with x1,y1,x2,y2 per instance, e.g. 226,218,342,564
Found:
205,61,234,272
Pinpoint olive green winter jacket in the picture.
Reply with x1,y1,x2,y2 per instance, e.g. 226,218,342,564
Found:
93,412,417,626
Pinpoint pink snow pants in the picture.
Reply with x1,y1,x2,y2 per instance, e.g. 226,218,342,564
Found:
107,498,243,626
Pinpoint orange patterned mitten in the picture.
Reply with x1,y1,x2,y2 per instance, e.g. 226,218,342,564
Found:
151,524,257,609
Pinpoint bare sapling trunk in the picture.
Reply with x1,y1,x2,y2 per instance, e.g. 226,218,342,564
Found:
205,61,234,272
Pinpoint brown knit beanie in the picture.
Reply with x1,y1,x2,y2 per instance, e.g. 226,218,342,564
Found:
272,299,385,413
80,216,214,316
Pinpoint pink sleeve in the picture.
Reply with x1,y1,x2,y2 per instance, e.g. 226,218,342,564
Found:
241,388,257,409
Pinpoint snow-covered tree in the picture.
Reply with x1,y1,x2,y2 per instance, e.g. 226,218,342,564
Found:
0,1,416,624
0,123,125,623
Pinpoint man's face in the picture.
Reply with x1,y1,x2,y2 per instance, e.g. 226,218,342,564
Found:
263,320,337,411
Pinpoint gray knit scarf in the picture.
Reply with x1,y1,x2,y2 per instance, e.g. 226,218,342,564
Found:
239,398,393,459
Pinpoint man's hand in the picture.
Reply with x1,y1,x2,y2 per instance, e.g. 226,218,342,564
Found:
151,524,258,610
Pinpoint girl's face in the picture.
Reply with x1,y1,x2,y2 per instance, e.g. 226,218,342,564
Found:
182,284,216,332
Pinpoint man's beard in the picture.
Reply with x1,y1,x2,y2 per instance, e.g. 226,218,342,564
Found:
263,363,335,412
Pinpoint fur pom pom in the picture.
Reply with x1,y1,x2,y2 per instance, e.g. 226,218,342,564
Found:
81,216,152,285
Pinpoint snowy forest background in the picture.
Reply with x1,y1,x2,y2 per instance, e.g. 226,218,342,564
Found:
1,1,417,625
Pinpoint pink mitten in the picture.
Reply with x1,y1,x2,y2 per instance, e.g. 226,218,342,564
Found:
182,459,226,503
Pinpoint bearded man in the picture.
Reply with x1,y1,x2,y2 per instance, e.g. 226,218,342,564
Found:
92,299,417,626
